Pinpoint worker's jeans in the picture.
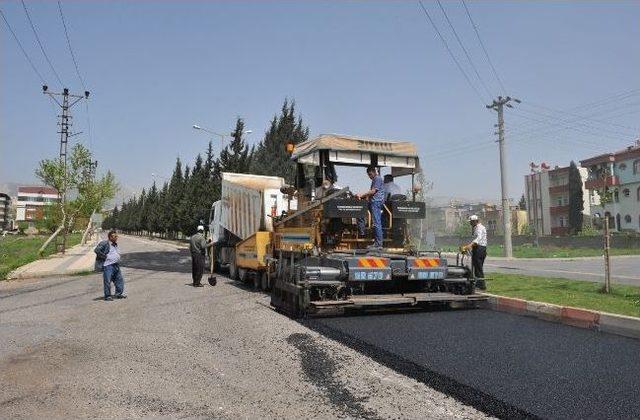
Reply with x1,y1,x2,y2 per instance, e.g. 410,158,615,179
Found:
357,200,384,247
103,263,124,298
191,252,205,285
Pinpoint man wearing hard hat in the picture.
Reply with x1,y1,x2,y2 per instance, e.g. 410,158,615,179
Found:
461,215,487,289
189,225,213,287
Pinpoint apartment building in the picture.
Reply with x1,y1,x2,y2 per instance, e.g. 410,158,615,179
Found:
0,193,10,229
580,142,640,232
524,164,594,236
15,186,59,222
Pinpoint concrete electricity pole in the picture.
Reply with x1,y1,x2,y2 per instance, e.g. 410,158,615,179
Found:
487,96,520,258
42,85,90,252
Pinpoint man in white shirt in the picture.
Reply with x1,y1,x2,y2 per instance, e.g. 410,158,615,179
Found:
463,215,487,287
383,174,403,200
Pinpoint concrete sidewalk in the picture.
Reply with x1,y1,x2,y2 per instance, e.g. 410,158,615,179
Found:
7,237,98,280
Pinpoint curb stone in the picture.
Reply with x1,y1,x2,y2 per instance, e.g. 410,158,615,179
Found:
481,293,640,340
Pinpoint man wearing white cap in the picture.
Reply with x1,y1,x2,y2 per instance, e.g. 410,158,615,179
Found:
189,225,211,287
462,215,487,288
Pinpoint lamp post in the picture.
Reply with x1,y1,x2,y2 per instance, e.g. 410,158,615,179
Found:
192,124,252,150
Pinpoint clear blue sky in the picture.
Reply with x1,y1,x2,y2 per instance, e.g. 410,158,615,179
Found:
2,1,639,204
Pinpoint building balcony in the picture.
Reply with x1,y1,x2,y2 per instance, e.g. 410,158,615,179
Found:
548,184,569,194
551,227,569,236
549,205,570,215
585,175,619,190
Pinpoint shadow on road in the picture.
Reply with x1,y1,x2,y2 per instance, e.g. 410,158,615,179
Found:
120,250,192,273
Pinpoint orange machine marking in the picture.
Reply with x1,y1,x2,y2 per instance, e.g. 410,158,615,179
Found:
413,258,440,268
357,258,389,268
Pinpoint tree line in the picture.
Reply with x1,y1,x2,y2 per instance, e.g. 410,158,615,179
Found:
102,100,309,238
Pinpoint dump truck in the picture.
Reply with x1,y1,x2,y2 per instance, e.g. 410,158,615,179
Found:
212,134,485,316
209,172,295,289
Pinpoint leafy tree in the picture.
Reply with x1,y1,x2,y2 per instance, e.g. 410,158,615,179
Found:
568,161,584,235
518,194,527,210
249,99,309,183
36,144,117,249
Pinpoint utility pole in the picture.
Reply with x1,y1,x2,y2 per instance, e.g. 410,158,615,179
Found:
487,96,520,258
42,85,90,253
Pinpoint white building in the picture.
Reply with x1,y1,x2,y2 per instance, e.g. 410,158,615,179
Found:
16,186,59,222
524,164,596,236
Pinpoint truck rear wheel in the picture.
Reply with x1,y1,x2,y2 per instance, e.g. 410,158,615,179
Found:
229,257,238,281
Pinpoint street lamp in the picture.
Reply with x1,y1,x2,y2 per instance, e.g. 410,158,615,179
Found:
192,124,252,150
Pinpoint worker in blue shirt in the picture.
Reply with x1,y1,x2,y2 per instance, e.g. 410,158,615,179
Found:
356,165,385,248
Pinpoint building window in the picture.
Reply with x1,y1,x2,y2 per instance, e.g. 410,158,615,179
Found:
559,216,567,227
634,160,640,174
616,214,621,231
624,215,632,223
623,188,630,197
637,186,640,201
614,190,619,203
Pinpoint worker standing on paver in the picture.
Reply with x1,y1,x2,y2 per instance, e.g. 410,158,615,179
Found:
462,215,487,289
356,165,385,248
383,174,403,200
189,225,212,287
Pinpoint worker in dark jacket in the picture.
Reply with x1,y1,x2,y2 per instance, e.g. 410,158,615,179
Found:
189,225,213,287
94,230,126,301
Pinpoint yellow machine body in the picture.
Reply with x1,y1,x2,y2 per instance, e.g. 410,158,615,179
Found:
235,231,272,270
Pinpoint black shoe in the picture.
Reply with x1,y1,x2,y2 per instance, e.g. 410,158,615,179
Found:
115,294,127,299
104,296,113,301
193,283,204,287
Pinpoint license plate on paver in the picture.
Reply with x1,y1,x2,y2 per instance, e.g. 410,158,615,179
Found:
415,270,445,280
352,270,386,280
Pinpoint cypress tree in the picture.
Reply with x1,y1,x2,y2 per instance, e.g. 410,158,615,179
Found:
518,194,527,210
568,161,584,235
250,99,309,183
167,158,184,238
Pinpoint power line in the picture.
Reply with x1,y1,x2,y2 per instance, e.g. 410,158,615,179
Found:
521,101,639,132
423,91,640,161
505,101,640,139
416,0,486,105
461,0,506,94
0,8,46,83
435,0,493,98
514,107,635,138
21,0,64,86
57,0,86,91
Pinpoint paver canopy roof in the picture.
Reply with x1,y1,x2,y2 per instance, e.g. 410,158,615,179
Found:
291,134,419,160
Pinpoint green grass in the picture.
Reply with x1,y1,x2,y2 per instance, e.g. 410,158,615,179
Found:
0,233,82,280
487,272,640,317
442,244,640,258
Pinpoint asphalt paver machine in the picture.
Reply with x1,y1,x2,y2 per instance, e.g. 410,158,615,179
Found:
268,134,486,316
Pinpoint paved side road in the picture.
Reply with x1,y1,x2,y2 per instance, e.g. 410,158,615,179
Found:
0,235,487,419
484,255,640,286
314,310,640,419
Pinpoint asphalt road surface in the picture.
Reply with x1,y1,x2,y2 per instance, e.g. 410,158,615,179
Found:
484,255,640,286
0,235,487,419
312,310,640,419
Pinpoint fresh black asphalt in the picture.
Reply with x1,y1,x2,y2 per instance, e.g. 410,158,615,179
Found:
309,309,640,419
